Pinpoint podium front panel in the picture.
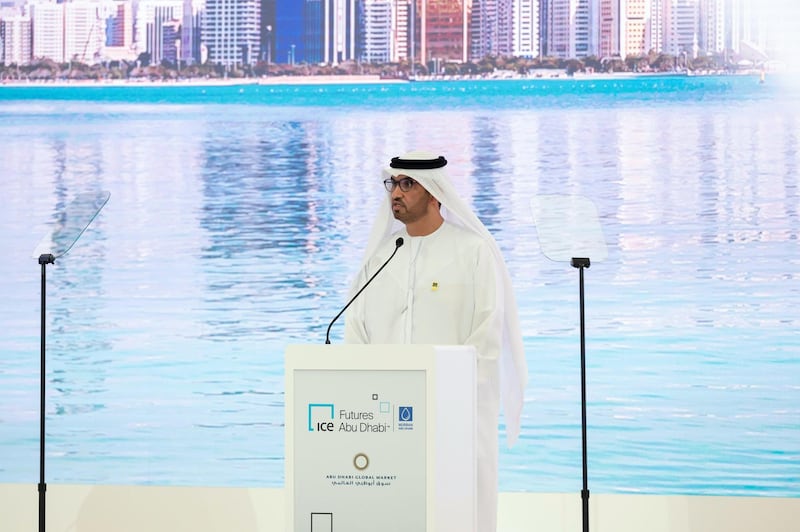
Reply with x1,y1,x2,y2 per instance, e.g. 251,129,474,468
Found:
294,368,426,532
285,344,476,532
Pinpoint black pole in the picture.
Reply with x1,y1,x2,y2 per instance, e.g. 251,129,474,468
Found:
571,257,590,532
38,253,54,532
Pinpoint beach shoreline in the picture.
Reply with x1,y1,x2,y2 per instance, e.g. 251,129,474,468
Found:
0,70,768,89
0,74,406,88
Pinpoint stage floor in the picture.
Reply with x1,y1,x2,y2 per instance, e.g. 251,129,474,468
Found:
2,483,798,532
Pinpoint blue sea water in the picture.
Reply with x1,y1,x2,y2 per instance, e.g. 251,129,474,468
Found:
0,75,798,496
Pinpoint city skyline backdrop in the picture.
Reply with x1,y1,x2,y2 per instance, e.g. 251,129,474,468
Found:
0,1,797,71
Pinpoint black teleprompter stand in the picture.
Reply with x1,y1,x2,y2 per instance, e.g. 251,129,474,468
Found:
33,189,109,532
571,257,591,532
38,253,55,532
531,193,605,532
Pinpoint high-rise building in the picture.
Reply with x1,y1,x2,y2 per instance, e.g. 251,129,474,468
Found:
360,0,392,63
323,0,358,64
304,0,323,62
161,18,179,62
293,0,358,65
725,0,744,53
29,1,107,64
103,0,135,60
30,1,65,62
573,0,592,57
417,0,472,63
181,0,203,64
513,0,539,59
546,0,568,57
469,0,496,61
274,0,302,64
538,0,548,56
649,0,665,54
469,0,514,61
496,0,513,57
0,13,32,64
546,0,594,59
663,0,697,57
261,0,275,62
393,0,410,62
65,1,105,63
621,0,648,57
29,1,104,64
598,0,619,58
725,0,768,55
106,2,127,47
698,0,723,54
203,0,260,66
136,0,183,62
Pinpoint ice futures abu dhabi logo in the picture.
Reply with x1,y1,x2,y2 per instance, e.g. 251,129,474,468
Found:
308,401,410,433
308,403,335,432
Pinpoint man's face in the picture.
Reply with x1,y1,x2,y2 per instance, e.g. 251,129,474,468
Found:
389,174,435,225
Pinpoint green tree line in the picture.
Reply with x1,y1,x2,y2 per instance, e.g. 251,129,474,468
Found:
0,51,736,82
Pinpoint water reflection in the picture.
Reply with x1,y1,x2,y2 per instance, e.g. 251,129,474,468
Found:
469,115,504,232
199,120,331,343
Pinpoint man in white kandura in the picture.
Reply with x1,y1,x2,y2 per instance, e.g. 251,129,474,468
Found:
344,151,528,532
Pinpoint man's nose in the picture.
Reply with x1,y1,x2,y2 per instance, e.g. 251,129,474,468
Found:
391,186,404,199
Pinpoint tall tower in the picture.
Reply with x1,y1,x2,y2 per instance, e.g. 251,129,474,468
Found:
181,0,203,65
301,0,357,64
470,0,497,61
105,1,133,48
30,2,65,62
649,0,664,53
698,0,724,54
539,0,548,56
0,13,32,64
203,0,261,66
598,0,619,59
360,0,392,63
496,0,514,57
261,0,275,62
513,0,539,58
136,0,183,63
64,1,105,63
393,0,410,61
621,0,648,57
725,0,766,54
417,0,472,63
663,0,697,57
573,0,593,58
324,0,358,64
161,18,180,62
275,0,303,64
101,0,135,61
546,0,593,59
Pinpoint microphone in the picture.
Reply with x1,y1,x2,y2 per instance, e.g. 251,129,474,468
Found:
325,237,404,344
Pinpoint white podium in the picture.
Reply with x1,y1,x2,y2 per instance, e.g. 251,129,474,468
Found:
285,344,477,532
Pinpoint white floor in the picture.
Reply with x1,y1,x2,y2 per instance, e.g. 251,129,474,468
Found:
1,483,798,532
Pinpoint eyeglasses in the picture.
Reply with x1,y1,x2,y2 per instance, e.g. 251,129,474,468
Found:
383,177,416,192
